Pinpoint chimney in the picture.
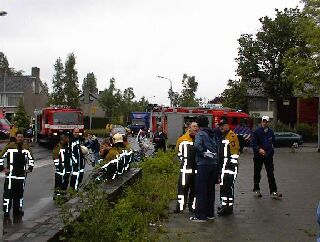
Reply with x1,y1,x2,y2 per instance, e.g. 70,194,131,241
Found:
31,67,40,94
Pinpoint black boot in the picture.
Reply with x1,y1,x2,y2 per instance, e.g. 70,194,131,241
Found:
13,209,24,216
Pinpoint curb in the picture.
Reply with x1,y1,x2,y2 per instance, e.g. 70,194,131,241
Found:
4,168,142,242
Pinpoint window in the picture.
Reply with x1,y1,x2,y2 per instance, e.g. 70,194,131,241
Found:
53,112,82,125
7,95,22,107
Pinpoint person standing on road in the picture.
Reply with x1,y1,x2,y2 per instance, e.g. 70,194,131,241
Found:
153,126,167,152
52,134,71,198
85,133,100,167
70,128,85,190
217,117,240,216
9,122,18,142
0,131,34,217
251,116,282,199
103,133,125,164
190,115,219,222
174,122,199,213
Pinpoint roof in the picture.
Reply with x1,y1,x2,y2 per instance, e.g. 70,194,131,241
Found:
0,75,35,92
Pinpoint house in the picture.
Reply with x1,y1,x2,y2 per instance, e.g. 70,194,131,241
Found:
0,67,49,121
246,78,319,128
79,88,105,118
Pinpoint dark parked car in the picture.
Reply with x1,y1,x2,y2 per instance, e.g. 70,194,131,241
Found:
274,132,303,147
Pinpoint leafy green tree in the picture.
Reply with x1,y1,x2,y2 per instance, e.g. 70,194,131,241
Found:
237,8,302,121
51,57,65,105
99,78,122,122
284,2,320,95
14,98,30,129
221,79,248,111
64,53,80,108
180,74,199,107
82,72,97,93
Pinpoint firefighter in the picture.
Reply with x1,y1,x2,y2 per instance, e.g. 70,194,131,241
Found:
70,128,85,190
103,133,125,164
153,126,167,152
174,122,199,213
53,134,71,197
0,131,34,217
217,116,240,215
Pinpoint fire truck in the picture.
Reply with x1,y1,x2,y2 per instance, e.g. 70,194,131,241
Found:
34,106,84,144
150,106,253,147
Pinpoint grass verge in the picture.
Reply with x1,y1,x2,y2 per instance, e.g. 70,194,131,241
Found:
60,151,179,241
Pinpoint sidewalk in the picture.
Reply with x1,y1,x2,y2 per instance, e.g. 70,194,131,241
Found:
161,148,320,242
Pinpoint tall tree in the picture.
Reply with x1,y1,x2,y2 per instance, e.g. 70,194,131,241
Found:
14,98,30,129
284,1,320,95
221,79,248,111
64,53,80,108
0,52,23,76
179,74,199,107
51,57,65,105
82,72,97,93
99,78,122,122
237,8,302,121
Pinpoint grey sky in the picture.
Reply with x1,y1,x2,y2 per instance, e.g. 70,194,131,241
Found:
1,0,301,105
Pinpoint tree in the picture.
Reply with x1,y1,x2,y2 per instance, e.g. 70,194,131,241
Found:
51,57,65,105
284,2,320,95
221,79,248,111
179,74,199,107
0,52,23,76
64,53,80,108
14,98,30,129
99,78,122,122
237,8,303,121
82,72,97,93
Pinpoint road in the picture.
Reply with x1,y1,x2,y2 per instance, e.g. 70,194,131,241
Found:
1,137,150,237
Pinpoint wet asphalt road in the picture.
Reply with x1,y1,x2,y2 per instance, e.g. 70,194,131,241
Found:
1,137,151,236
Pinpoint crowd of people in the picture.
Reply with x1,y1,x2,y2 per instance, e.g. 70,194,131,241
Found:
174,115,282,222
0,124,168,218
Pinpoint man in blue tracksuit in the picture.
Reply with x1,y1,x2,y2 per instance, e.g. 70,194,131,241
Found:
190,115,219,222
251,116,282,199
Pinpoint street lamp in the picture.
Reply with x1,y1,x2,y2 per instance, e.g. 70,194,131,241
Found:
0,11,7,16
157,76,173,107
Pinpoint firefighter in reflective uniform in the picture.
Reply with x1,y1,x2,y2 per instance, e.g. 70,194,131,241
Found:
0,131,34,217
174,122,199,213
70,128,85,190
103,133,125,164
218,117,240,215
53,134,70,197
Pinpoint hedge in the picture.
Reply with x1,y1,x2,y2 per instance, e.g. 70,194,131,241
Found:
60,151,179,241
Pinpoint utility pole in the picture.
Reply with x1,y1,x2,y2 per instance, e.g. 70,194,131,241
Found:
318,95,320,152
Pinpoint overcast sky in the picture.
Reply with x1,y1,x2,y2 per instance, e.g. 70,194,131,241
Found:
1,0,301,105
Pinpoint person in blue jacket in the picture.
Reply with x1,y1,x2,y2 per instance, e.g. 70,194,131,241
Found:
251,116,282,199
190,115,219,222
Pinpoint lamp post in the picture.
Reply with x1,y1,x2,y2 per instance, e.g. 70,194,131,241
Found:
157,76,173,107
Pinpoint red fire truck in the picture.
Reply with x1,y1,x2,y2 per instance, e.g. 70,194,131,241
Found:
34,106,84,144
150,106,253,146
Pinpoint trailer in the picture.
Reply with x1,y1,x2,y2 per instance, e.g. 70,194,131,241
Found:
150,106,252,146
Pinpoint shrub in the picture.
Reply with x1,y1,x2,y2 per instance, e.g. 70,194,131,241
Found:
273,121,292,132
61,151,179,241
87,129,110,138
295,123,315,142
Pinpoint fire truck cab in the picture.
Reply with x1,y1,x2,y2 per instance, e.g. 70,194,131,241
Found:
34,106,84,144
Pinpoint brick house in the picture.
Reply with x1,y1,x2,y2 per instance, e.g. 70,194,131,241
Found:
0,67,49,122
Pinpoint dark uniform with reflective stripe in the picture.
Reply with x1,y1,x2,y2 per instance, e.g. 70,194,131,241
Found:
175,132,196,212
218,130,240,215
53,142,71,196
0,142,34,214
70,137,85,190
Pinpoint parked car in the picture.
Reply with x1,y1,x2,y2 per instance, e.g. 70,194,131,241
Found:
110,125,127,137
0,114,11,140
274,132,303,147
